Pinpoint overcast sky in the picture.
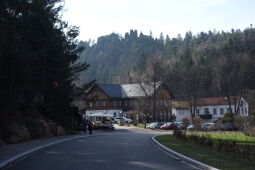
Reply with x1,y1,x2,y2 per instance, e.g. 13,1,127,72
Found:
62,0,254,41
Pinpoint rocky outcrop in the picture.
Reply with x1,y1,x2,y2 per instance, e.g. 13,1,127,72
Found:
1,122,31,144
0,117,66,145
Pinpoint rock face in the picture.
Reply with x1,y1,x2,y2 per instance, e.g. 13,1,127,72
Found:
25,118,47,139
2,122,31,144
0,117,66,145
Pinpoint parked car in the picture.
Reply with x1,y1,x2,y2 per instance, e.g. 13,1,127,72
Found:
187,124,202,131
176,123,186,130
114,117,132,124
160,122,178,130
216,122,236,131
148,122,165,129
201,123,216,131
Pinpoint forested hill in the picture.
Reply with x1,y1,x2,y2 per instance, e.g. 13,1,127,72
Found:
78,30,163,83
79,28,255,97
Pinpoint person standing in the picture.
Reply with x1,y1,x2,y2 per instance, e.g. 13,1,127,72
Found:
88,119,93,135
83,119,87,134
143,119,147,128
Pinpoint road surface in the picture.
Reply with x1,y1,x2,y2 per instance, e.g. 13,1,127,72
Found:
7,127,196,170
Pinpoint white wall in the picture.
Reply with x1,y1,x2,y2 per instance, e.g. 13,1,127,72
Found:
173,108,191,122
195,97,249,122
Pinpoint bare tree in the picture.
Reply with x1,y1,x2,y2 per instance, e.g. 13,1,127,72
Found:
183,65,203,117
132,53,170,122
212,54,252,115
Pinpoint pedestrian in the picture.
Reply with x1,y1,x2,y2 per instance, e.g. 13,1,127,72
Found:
83,119,87,134
88,119,93,135
143,119,147,129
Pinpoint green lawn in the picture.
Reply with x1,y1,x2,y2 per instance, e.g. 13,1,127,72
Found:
155,134,255,170
203,133,255,146
186,132,255,147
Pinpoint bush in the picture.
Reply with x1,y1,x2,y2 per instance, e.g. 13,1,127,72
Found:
192,116,203,129
234,115,255,136
220,112,234,123
173,130,213,148
182,117,190,128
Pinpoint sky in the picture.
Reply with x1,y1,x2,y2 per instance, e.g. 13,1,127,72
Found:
62,0,255,41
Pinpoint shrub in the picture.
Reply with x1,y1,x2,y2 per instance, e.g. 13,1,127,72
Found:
182,117,190,128
192,116,203,129
220,112,234,123
234,115,255,136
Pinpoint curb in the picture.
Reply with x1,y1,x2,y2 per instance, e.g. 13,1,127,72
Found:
0,134,102,169
152,135,219,170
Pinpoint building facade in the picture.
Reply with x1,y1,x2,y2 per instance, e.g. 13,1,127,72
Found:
195,96,249,122
84,82,174,121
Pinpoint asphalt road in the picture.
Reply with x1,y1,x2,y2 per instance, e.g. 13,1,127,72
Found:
7,128,196,170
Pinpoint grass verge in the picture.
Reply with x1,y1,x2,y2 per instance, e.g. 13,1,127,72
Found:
155,134,255,170
201,132,255,146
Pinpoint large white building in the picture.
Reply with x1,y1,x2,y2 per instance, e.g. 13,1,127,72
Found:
195,96,249,122
173,96,249,123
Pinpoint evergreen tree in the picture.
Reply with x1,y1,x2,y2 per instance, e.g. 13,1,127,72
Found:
0,0,90,128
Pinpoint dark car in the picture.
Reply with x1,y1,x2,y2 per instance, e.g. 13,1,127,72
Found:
216,122,236,131
201,123,216,131
160,122,178,130
176,123,186,130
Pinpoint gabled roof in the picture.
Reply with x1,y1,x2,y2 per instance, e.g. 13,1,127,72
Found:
197,96,241,106
121,82,161,98
97,84,122,98
94,82,165,98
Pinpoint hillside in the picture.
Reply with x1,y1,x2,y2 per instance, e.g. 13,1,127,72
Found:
79,28,255,98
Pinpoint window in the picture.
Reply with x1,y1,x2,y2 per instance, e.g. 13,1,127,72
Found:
113,100,116,107
213,108,217,115
90,102,92,107
96,101,99,107
245,108,247,114
241,108,244,115
103,101,106,106
204,108,209,114
220,108,224,115
196,109,200,114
